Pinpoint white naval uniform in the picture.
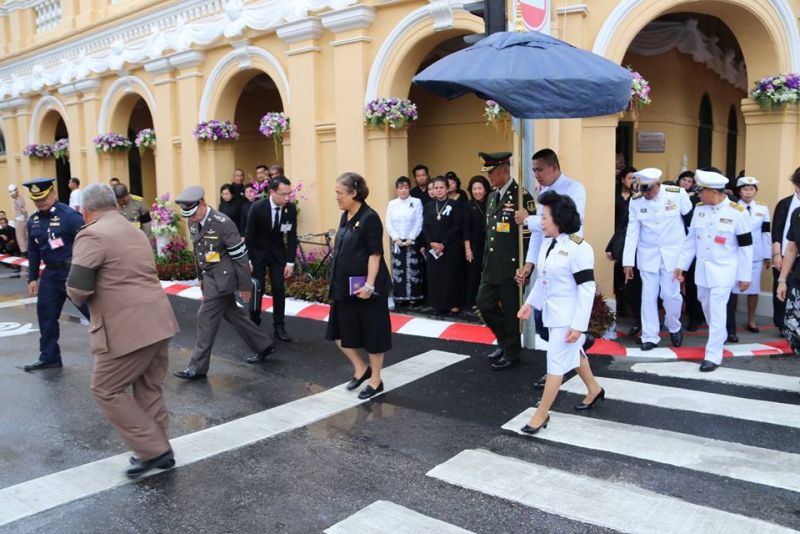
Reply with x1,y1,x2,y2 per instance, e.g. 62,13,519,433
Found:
678,201,754,364
623,185,693,344
524,174,586,265
732,200,771,295
526,233,596,375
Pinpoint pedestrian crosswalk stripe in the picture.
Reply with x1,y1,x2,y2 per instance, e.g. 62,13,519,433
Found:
630,361,799,393
0,297,37,309
428,449,796,534
560,376,800,429
324,501,474,534
0,350,469,528
502,410,800,493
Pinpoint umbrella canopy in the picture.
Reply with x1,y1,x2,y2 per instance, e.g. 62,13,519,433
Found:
412,31,633,119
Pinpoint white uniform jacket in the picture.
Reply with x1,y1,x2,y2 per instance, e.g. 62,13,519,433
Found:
623,185,693,273
738,199,771,262
678,201,754,288
526,233,596,331
525,174,586,265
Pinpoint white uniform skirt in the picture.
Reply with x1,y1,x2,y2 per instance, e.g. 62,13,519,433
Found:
732,261,762,295
546,326,585,375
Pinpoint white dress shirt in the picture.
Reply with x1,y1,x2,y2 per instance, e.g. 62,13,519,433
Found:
738,199,771,261
69,189,82,211
525,174,586,264
385,196,423,243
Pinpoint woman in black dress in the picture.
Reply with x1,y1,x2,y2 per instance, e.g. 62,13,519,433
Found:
446,171,468,204
326,172,392,400
464,175,490,310
423,175,465,314
218,184,244,235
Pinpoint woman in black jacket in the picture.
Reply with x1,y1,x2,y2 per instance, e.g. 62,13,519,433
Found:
464,175,490,310
218,184,244,235
423,175,465,314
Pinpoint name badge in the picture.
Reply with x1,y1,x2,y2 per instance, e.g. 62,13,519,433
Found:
640,208,647,213
496,222,510,233
280,223,292,233
719,218,733,224
714,235,727,245
205,251,221,263
665,205,677,211
132,221,141,229
559,250,569,256
49,237,64,249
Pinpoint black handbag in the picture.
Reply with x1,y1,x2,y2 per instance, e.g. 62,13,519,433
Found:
607,226,627,262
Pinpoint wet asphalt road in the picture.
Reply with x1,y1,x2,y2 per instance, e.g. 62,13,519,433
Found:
0,270,798,533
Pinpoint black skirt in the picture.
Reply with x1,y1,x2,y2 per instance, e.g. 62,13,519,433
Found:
326,297,392,354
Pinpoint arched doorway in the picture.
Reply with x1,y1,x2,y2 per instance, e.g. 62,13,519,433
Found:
126,97,156,203
698,93,714,170
233,72,284,180
37,110,71,203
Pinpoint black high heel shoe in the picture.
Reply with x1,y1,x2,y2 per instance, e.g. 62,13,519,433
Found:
346,367,372,391
520,415,550,435
574,388,605,411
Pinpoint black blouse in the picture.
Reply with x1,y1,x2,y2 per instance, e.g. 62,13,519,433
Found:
218,198,244,234
788,207,800,282
464,199,487,255
423,198,465,247
328,203,391,301
614,191,632,231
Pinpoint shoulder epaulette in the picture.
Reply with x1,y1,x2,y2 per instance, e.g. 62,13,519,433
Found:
755,201,766,206
79,220,97,231
696,202,704,206
212,212,226,222
569,234,583,244
631,193,643,200
665,186,681,193
730,201,745,212
131,194,143,202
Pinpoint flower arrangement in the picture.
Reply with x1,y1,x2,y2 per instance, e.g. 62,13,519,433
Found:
364,97,418,131
154,236,196,280
751,73,800,110
23,143,54,158
53,138,69,162
589,291,616,339
150,193,181,237
135,128,157,152
484,100,511,135
628,67,652,114
259,112,289,157
193,120,239,141
94,132,132,153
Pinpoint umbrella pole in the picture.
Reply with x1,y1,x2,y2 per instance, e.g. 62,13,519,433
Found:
514,116,524,335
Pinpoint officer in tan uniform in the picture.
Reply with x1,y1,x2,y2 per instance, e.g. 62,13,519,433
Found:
67,183,178,478
174,186,275,380
113,183,152,238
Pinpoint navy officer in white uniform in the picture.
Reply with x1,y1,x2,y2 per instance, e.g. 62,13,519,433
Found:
675,170,753,372
623,168,693,350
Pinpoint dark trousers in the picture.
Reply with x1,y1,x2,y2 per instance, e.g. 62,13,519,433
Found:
37,268,90,364
252,260,286,328
477,280,521,361
684,260,705,325
773,267,787,330
726,292,738,336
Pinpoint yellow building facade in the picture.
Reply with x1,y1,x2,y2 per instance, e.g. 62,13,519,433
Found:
1,0,800,298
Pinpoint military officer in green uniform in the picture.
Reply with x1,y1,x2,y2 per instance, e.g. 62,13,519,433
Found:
113,183,152,239
477,152,535,370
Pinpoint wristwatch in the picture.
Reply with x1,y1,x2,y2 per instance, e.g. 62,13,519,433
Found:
364,283,375,295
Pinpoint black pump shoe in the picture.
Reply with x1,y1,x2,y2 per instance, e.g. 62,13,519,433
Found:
126,449,175,478
346,367,372,391
574,388,605,411
358,381,384,400
520,415,550,435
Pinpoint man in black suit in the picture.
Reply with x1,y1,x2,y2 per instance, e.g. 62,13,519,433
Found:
770,168,800,332
245,176,298,342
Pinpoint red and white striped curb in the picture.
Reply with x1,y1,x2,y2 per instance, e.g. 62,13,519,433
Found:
1,254,792,358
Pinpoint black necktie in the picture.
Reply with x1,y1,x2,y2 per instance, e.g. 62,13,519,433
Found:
545,239,557,259
746,205,751,214
273,207,280,231
197,222,202,233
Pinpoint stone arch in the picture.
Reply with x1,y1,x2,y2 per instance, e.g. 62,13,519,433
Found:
365,7,484,102
199,45,290,122
29,94,69,144
97,75,157,135
592,0,798,83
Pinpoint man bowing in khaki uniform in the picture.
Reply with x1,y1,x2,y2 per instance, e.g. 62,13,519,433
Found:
67,184,178,478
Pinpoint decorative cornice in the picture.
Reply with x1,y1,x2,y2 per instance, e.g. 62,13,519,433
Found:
331,36,371,47
557,4,589,16
286,45,321,56
57,79,101,96
0,97,30,111
276,17,323,44
144,50,206,74
320,5,376,34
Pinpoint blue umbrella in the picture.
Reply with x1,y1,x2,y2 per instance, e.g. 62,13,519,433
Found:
412,31,632,119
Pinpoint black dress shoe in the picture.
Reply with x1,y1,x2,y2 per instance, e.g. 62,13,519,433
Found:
358,381,384,400
173,369,206,380
640,342,658,351
533,374,547,389
686,322,699,332
246,344,276,364
491,357,519,371
486,348,504,360
346,367,372,391
727,334,740,343
746,324,760,333
274,326,292,342
583,335,595,352
670,330,683,347
699,360,719,372
250,314,262,326
24,360,63,371
520,415,550,435
126,449,175,478
574,388,605,410
628,324,642,336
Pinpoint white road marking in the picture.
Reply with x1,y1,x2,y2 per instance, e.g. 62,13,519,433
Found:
397,317,452,338
0,297,37,309
324,501,474,534
631,361,800,392
0,322,37,338
560,376,800,429
0,350,468,528
502,410,800,493
428,449,796,534
624,346,677,359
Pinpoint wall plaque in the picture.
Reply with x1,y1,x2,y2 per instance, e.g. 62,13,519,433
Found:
636,131,666,153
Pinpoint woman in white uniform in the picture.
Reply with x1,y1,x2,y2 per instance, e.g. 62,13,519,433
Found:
729,176,771,334
517,192,604,434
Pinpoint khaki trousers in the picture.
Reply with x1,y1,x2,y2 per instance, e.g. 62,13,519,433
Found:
91,338,171,461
